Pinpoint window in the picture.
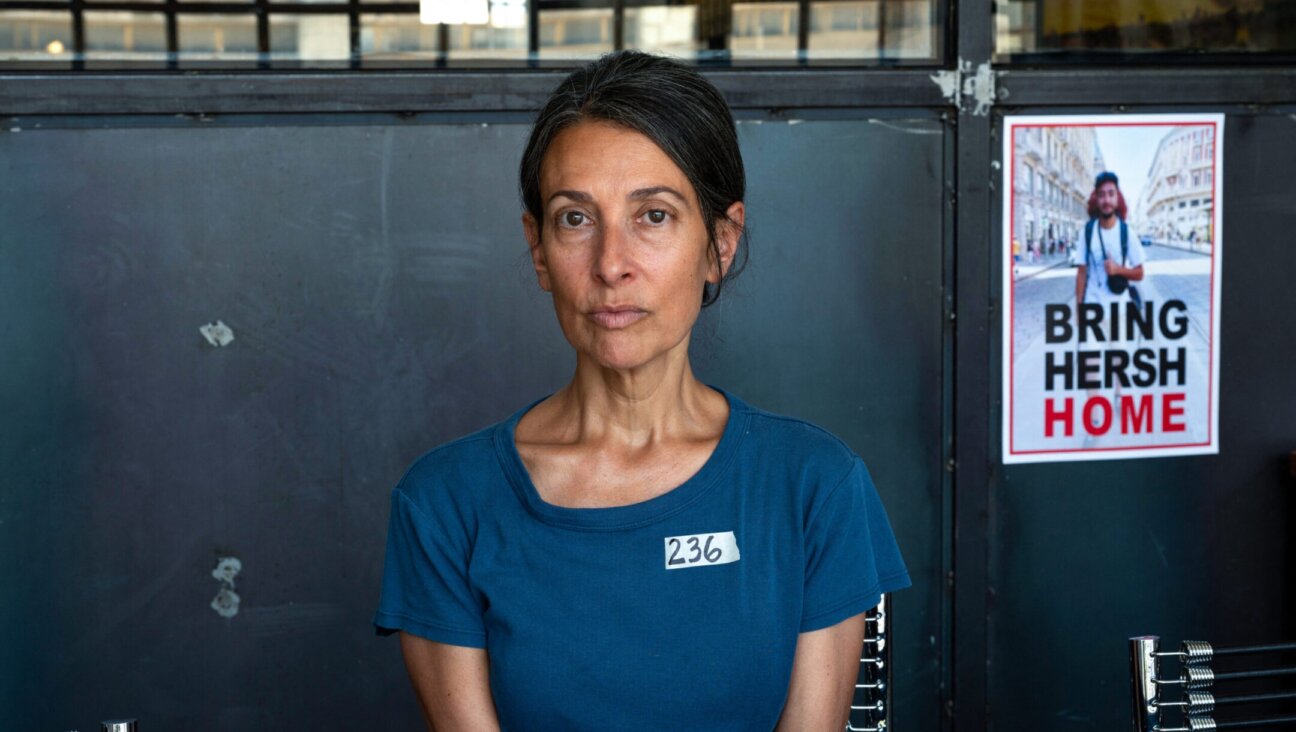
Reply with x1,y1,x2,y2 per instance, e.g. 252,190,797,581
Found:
993,0,1296,61
0,0,946,68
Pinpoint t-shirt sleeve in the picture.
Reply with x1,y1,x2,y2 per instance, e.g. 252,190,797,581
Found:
371,484,488,648
800,456,911,633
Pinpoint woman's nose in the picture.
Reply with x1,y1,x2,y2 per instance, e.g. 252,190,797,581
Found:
593,222,633,285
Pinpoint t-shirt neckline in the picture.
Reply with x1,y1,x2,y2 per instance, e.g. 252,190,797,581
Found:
493,383,749,531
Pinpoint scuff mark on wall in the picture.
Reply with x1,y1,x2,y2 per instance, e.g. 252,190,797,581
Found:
867,119,943,136
199,320,235,347
211,556,242,618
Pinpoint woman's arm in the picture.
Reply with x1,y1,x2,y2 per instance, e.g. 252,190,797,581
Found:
774,611,870,732
399,631,502,732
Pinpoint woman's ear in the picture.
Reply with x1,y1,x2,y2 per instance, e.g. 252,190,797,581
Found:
523,212,551,292
708,201,745,284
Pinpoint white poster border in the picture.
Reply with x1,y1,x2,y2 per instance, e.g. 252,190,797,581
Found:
1001,113,1224,465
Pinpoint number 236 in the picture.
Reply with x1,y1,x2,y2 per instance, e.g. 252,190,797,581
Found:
667,535,723,566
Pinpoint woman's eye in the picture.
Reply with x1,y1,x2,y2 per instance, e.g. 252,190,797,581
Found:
644,209,669,225
561,211,587,227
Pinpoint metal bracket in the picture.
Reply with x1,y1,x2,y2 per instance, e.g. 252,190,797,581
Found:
930,58,1000,116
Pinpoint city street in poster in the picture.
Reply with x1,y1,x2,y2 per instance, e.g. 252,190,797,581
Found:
1002,113,1223,464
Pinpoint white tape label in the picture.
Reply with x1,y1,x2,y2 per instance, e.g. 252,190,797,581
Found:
664,531,740,570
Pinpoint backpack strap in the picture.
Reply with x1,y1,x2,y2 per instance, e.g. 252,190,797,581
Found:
1084,219,1095,267
1093,219,1110,263
1120,220,1129,266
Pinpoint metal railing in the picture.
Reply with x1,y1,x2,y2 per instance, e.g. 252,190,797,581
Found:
1131,635,1296,731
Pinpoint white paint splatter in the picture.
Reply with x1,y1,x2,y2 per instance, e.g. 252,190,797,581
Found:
211,587,241,618
929,66,962,104
200,320,235,347
931,58,997,116
211,556,242,618
963,61,997,117
212,556,242,584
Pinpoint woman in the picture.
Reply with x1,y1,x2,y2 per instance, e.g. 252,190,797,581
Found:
373,50,910,731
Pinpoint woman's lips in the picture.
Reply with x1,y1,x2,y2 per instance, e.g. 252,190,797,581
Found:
589,309,648,329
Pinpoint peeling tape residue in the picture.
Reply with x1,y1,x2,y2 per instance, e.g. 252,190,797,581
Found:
211,556,242,618
963,62,996,117
200,320,235,347
930,58,996,117
929,68,961,104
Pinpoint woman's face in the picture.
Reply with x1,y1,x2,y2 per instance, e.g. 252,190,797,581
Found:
523,120,743,372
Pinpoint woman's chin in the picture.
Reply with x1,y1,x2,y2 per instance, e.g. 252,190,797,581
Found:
578,339,660,372
564,321,691,374
590,350,654,372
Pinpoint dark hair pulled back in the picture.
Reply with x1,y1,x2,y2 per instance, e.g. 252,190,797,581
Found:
519,50,749,307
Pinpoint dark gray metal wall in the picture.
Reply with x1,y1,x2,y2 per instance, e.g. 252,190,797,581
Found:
0,111,950,730
983,109,1296,730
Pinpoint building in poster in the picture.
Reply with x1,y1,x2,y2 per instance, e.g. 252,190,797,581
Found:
1135,125,1217,254
1002,113,1224,463
1011,125,1097,266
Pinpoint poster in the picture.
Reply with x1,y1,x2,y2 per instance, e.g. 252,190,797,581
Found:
1002,113,1223,464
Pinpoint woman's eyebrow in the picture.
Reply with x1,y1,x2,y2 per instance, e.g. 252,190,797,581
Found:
628,186,690,208
548,189,592,205
547,186,690,208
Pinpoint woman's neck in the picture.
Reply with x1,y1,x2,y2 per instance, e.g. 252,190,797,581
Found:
543,351,721,450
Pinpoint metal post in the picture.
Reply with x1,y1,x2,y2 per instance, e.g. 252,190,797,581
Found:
1131,636,1160,732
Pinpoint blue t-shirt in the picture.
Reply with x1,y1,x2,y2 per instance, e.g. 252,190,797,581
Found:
373,385,911,731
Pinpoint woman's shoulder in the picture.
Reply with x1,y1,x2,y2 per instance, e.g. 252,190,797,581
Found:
392,415,510,511
732,393,862,474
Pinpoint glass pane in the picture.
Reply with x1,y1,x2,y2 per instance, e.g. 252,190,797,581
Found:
446,11,527,60
0,0,945,68
83,10,168,62
729,2,799,60
0,11,73,62
359,13,439,59
810,0,935,60
269,14,350,60
178,14,257,59
539,7,613,58
625,5,702,58
995,0,1296,60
